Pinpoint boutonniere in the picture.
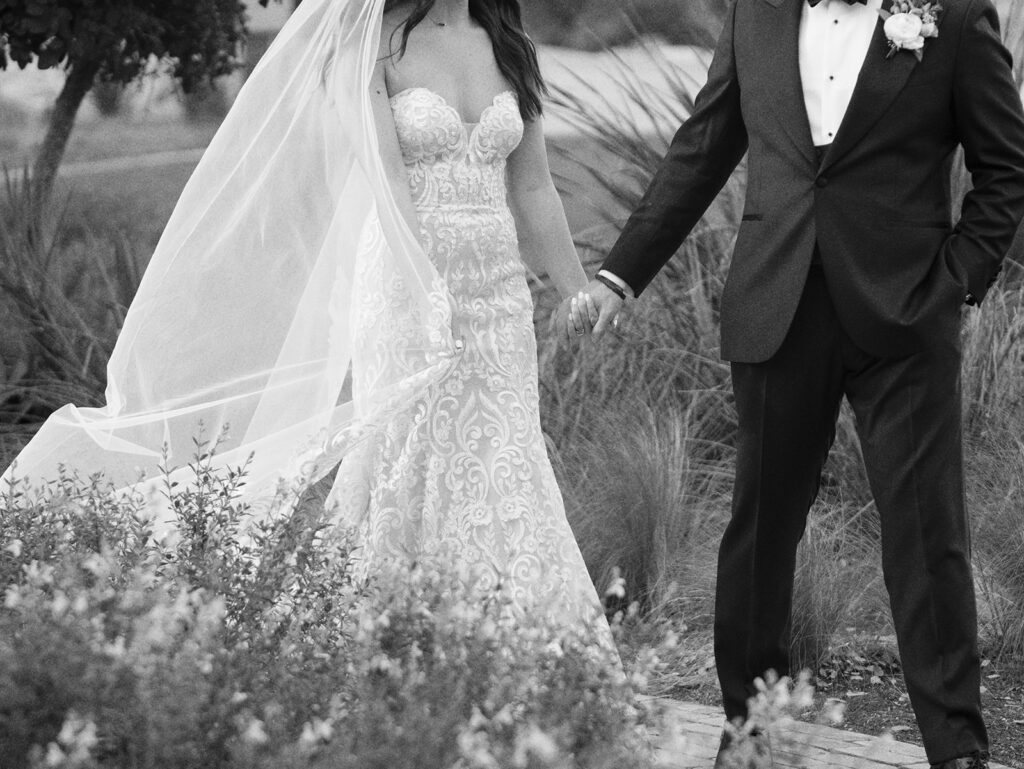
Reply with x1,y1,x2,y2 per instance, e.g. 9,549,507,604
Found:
878,0,942,61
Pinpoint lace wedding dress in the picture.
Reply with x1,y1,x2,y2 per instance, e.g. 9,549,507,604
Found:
331,86,606,631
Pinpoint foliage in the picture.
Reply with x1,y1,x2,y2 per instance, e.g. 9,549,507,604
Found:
0,0,281,198
1002,0,1024,89
0,0,271,89
969,421,1024,660
0,172,140,427
521,0,730,50
0,452,665,769
790,507,882,673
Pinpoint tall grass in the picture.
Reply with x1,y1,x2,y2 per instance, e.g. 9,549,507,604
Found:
0,171,141,434
790,505,883,673
551,402,732,615
968,420,1024,661
1002,0,1024,93
522,0,730,50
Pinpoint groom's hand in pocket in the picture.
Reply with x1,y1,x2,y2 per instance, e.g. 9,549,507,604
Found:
586,280,624,340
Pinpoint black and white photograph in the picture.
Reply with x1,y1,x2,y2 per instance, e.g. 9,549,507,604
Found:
1,0,1023,767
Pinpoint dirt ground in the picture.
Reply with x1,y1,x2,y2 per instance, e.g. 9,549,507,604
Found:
679,639,1024,769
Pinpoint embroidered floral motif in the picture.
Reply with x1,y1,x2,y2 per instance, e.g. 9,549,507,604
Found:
879,0,942,61
328,87,609,638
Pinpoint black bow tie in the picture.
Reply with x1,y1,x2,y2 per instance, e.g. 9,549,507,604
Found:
807,0,868,6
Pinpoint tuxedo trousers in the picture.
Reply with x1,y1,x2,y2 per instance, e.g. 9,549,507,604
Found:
714,265,987,764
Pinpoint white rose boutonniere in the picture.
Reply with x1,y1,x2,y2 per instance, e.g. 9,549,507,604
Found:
879,0,942,61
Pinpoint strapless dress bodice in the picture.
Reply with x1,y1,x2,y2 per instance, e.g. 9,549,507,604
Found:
389,87,523,211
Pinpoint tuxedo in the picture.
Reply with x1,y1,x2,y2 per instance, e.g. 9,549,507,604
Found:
603,0,1024,362
600,0,1024,763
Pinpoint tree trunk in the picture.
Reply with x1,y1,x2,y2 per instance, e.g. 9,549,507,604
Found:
32,58,101,204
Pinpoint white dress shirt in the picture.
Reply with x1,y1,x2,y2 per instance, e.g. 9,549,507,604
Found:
598,0,884,296
799,0,884,146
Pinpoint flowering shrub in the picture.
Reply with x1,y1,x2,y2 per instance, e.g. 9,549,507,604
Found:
0,453,666,769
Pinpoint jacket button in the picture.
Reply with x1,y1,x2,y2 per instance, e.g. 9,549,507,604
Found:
816,177,828,188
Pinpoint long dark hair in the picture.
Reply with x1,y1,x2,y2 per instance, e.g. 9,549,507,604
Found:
382,0,547,119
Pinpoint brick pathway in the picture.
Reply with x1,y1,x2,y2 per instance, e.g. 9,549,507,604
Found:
654,700,1014,769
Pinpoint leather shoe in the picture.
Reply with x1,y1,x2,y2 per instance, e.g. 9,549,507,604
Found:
930,753,989,769
713,727,772,769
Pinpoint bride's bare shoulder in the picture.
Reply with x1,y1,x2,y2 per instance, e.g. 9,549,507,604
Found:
378,10,406,59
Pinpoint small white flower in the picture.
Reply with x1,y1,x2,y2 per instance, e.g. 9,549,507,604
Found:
298,717,334,750
104,637,127,659
468,705,490,730
55,711,99,766
513,724,560,765
604,576,626,600
544,639,564,659
44,742,66,768
4,539,22,557
71,595,89,616
50,591,70,618
23,560,55,586
4,586,21,609
241,718,269,746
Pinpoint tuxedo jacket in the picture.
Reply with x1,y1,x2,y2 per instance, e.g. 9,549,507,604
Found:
601,0,1024,362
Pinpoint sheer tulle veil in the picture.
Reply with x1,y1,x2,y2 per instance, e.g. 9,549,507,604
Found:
3,0,462,529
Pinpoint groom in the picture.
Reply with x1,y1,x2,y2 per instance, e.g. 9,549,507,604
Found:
583,0,1024,766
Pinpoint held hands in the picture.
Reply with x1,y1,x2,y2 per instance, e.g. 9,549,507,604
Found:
554,280,624,344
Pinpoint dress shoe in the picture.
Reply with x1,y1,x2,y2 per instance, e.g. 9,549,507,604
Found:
713,727,772,769
930,752,989,769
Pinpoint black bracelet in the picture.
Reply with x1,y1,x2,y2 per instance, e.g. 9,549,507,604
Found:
595,273,627,301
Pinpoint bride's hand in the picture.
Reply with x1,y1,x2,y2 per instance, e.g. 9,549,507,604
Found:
554,290,599,344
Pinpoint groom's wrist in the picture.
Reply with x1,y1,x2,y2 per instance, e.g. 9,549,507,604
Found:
596,270,635,299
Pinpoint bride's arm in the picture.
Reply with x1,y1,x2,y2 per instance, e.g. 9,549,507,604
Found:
507,118,590,302
370,59,422,240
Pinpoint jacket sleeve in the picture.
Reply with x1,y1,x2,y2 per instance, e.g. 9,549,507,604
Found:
945,0,1024,305
600,0,748,297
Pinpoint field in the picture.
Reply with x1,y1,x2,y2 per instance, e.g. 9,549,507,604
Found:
2,25,1024,769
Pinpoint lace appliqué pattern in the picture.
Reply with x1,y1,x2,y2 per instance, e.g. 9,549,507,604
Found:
328,87,606,633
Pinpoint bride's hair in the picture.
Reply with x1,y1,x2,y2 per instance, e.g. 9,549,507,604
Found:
382,0,547,119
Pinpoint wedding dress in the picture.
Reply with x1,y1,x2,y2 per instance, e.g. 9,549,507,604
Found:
330,86,606,628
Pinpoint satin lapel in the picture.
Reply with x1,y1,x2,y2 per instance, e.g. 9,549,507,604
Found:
760,0,816,166
819,18,919,171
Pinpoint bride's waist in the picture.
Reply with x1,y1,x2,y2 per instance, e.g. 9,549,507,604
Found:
414,202,513,216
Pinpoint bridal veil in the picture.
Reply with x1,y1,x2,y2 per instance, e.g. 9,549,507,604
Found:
3,0,462,527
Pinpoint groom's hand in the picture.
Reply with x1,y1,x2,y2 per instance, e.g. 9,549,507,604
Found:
586,280,624,340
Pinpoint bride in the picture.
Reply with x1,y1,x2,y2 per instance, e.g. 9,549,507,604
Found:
334,0,607,622
3,0,609,626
